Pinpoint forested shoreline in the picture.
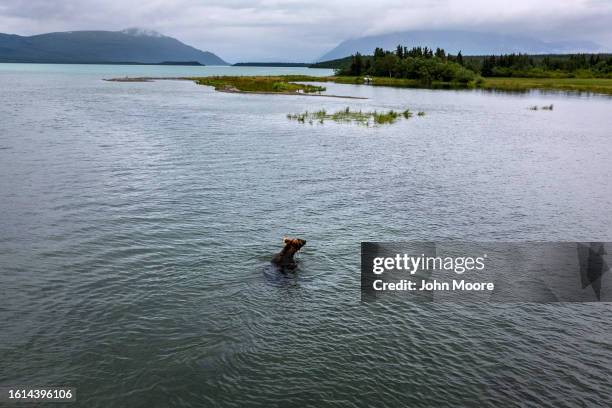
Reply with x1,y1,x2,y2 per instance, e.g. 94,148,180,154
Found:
331,45,612,81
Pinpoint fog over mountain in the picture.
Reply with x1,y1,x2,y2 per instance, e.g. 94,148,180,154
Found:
0,28,227,64
319,30,603,61
1,0,611,61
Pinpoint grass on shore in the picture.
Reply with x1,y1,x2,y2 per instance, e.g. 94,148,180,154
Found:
477,77,612,95
326,76,473,88
325,76,612,95
109,74,612,96
186,75,474,94
287,107,423,126
189,76,326,94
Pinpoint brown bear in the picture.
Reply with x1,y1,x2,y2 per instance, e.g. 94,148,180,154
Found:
271,237,306,270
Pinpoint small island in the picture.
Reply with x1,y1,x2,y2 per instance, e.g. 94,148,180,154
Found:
191,76,326,94
105,75,368,98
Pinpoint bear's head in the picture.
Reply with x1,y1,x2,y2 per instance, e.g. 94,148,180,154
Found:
282,237,306,255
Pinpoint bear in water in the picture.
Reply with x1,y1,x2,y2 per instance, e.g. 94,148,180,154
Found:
271,237,306,270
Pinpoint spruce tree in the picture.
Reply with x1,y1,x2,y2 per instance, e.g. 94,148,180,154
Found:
396,45,404,59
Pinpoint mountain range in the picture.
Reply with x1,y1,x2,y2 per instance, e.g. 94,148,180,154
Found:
319,30,603,61
0,28,227,65
0,28,604,65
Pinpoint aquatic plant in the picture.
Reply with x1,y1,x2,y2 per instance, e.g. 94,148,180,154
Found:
373,110,399,124
287,107,424,126
529,104,554,111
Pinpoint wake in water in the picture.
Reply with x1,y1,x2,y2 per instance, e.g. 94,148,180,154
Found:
262,264,301,287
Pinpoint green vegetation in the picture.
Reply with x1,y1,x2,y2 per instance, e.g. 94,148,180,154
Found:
473,53,612,78
318,45,612,94
323,75,478,89
326,75,612,95
109,73,612,96
337,46,478,85
477,77,612,95
109,47,612,96
318,75,612,95
287,107,423,126
190,76,326,94
191,75,612,96
325,47,612,80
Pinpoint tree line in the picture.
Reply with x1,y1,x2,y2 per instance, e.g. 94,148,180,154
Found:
476,53,612,77
337,45,612,80
338,45,476,83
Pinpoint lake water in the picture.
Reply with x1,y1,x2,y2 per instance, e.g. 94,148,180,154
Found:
1,64,611,407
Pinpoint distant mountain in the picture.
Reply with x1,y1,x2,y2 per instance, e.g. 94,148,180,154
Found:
233,62,310,67
0,28,227,65
319,30,603,61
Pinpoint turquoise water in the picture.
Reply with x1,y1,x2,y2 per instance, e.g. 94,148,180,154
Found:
0,63,334,77
1,64,611,407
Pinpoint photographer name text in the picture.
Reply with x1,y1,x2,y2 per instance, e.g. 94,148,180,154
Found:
373,279,494,291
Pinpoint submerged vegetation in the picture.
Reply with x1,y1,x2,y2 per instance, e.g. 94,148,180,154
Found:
287,107,424,126
529,104,554,111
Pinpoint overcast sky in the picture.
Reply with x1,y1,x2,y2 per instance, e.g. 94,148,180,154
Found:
1,0,611,62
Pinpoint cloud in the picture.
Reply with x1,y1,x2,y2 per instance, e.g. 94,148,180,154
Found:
1,0,611,61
